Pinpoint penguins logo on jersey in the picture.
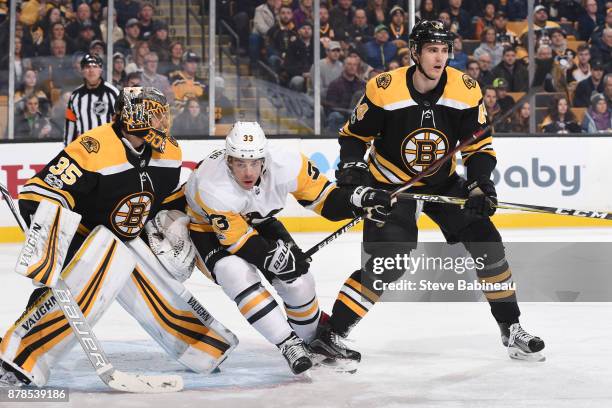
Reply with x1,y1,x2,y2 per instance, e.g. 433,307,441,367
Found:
401,128,449,175
110,192,153,238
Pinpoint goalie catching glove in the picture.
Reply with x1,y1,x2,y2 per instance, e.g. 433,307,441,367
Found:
263,240,310,283
145,210,196,282
350,186,394,224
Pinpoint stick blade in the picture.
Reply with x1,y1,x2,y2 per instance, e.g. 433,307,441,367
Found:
107,371,184,393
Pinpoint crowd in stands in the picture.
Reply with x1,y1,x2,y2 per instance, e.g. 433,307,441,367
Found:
228,0,611,133
0,0,611,139
0,0,235,140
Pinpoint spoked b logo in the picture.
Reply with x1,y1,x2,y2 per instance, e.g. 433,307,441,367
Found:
401,128,449,175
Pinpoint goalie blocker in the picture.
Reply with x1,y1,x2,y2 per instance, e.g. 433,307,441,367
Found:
1,203,237,387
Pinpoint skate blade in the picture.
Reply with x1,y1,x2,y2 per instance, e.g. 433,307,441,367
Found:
311,356,359,374
508,346,546,362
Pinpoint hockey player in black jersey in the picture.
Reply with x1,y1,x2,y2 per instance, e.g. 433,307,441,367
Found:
310,20,545,365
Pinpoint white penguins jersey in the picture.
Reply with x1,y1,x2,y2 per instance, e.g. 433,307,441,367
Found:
185,148,342,254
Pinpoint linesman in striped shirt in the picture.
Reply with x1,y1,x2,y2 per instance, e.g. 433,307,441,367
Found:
64,54,120,145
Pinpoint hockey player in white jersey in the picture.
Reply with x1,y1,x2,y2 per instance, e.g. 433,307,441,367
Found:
185,122,393,374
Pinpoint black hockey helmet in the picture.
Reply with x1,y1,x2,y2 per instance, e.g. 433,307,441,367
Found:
80,53,103,69
114,87,172,152
408,20,455,59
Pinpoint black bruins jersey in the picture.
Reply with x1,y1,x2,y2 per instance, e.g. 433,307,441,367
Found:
18,123,182,241
340,65,495,188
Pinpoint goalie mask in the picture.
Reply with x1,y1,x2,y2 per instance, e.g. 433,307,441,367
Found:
115,87,171,152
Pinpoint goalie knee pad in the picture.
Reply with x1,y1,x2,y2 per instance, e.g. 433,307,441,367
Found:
118,238,238,374
273,272,320,343
0,226,135,387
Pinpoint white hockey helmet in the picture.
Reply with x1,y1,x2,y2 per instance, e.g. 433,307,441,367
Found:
225,122,267,160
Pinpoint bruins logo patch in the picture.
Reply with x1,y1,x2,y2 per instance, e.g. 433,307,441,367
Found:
400,128,449,176
355,103,369,121
376,73,392,89
79,136,100,153
462,74,477,90
110,192,153,238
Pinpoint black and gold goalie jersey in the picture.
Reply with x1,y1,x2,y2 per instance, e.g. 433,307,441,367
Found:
340,65,496,188
18,123,183,241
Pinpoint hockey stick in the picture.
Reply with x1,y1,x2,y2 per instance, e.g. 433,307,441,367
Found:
396,192,612,221
0,183,184,393
303,87,540,258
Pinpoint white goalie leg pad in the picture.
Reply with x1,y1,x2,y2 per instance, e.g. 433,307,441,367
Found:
0,226,135,387
272,272,320,343
15,200,81,288
118,238,238,374
214,256,293,346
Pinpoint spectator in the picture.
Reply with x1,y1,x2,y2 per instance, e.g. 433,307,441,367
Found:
89,40,106,60
116,0,141,29
210,77,236,125
438,10,452,31
589,7,612,51
66,3,102,40
249,0,278,66
577,0,603,41
49,91,71,139
36,39,73,91
366,0,387,27
570,44,592,83
364,25,397,70
309,41,343,97
90,0,103,23
388,6,409,48
293,0,314,28
170,51,206,110
519,5,560,45
141,52,173,104
507,0,529,20
171,98,207,137
474,2,497,40
476,52,495,87
125,70,142,87
39,21,76,56
348,48,374,81
498,102,531,133
590,27,612,68
325,55,366,131
534,44,554,88
148,21,172,63
114,18,140,57
416,0,439,21
541,95,582,133
161,41,184,77
473,27,504,67
14,94,52,140
581,92,612,132
448,35,468,71
138,2,157,40
466,59,481,82
111,52,127,88
283,21,314,92
266,5,297,72
483,86,502,124
125,40,150,73
493,11,519,49
344,7,372,46
547,0,582,22
15,68,50,115
550,28,575,59
40,7,64,35
574,59,605,107
604,73,612,106
100,7,125,45
15,22,35,58
399,48,411,67
330,0,356,34
74,22,99,54
1,37,32,84
491,47,529,91
491,77,515,114
444,0,474,39
319,4,336,41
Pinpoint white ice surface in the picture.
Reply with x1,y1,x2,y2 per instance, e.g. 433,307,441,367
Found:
1,228,612,408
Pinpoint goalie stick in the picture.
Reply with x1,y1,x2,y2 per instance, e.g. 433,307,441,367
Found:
304,88,541,258
396,192,612,221
0,183,184,393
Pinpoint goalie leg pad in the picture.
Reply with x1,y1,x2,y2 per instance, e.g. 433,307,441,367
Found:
272,272,320,343
214,256,293,345
118,238,238,374
0,226,135,387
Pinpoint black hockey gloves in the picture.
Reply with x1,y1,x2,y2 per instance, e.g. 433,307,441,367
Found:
335,160,371,187
350,186,394,224
464,176,498,217
263,240,310,282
